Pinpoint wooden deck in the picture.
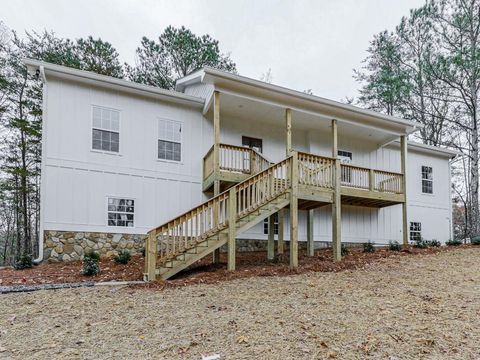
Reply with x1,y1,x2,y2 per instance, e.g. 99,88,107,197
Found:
203,145,405,208
145,93,409,280
145,147,406,280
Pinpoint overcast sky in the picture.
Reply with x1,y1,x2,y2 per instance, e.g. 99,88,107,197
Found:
3,0,425,100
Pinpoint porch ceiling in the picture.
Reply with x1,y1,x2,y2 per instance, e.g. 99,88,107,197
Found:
209,91,403,146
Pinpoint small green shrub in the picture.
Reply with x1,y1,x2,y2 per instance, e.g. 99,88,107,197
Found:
413,238,428,249
341,244,349,256
446,238,462,246
389,241,402,251
114,249,131,264
427,239,441,247
471,236,480,245
83,251,100,276
85,250,100,261
363,241,375,253
14,253,33,270
140,247,146,257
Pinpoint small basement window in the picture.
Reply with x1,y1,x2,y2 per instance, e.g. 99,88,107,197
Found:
422,166,433,194
409,222,422,242
158,119,182,161
108,198,134,227
263,213,279,235
92,106,120,152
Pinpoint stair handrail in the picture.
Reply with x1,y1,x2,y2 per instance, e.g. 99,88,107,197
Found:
146,155,293,271
152,155,292,236
249,147,273,172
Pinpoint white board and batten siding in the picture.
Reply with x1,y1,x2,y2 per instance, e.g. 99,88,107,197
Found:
42,76,454,245
42,77,208,235
217,113,453,244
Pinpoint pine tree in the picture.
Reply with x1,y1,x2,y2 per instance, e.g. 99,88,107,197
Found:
126,26,236,89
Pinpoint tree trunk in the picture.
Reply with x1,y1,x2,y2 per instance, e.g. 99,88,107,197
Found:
468,92,479,238
18,74,31,254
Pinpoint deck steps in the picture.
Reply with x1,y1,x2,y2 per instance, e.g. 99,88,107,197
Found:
156,193,290,280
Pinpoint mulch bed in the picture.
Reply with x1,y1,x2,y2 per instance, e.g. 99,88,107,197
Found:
0,244,469,288
0,256,144,286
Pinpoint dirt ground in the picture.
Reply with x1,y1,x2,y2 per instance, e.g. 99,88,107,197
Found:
1,247,479,359
0,245,455,287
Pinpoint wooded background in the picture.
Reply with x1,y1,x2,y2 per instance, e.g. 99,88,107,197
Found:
0,25,236,264
0,0,478,264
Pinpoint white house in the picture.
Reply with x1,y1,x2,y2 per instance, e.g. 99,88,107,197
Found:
25,59,456,279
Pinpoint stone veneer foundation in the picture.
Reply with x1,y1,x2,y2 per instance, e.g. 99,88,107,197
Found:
43,230,147,262
44,230,350,262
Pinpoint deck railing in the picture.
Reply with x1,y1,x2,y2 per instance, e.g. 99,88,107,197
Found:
298,151,335,188
340,164,370,190
203,143,272,181
205,145,404,195
203,146,215,179
153,157,292,265
374,169,403,194
340,163,403,194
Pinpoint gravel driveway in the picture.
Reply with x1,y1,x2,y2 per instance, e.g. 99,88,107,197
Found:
1,248,479,359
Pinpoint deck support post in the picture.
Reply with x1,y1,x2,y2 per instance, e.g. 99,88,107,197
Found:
213,90,221,264
145,230,157,281
286,108,292,156
401,135,408,247
268,214,275,260
307,209,314,256
290,151,299,268
228,187,236,271
278,209,285,254
331,119,342,261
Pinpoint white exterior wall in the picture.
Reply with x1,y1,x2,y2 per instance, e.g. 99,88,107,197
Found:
42,78,208,235
41,78,453,245
217,113,452,244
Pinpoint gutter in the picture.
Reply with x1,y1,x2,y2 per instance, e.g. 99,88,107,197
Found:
23,58,205,107
201,67,423,131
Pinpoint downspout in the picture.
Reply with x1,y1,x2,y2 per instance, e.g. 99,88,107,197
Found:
34,65,47,264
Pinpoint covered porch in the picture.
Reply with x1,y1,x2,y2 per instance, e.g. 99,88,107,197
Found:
202,87,414,265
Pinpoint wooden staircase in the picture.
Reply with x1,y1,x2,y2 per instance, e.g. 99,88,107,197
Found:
144,157,292,280
157,193,289,279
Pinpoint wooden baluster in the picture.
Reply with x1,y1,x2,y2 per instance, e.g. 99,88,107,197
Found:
206,204,210,234
165,229,169,258
178,217,183,251
158,230,162,259
247,182,251,211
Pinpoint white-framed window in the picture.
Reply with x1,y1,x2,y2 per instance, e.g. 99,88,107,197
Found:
107,197,134,227
92,106,120,152
338,150,352,162
421,166,433,194
158,118,182,162
338,150,352,183
410,222,422,242
263,213,279,235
